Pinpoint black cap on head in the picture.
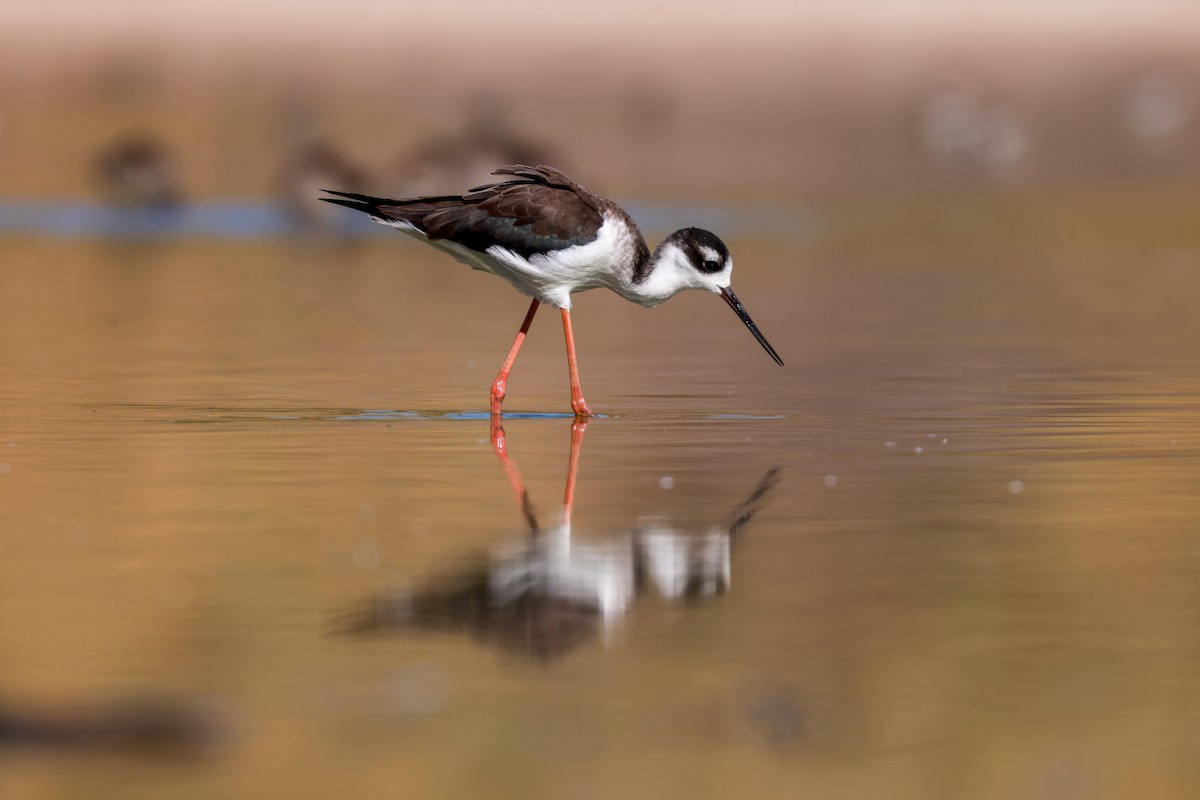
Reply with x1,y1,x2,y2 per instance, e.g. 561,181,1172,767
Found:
670,228,729,273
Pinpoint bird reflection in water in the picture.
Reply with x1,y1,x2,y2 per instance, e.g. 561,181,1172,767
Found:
336,419,780,662
93,132,184,212
0,694,233,757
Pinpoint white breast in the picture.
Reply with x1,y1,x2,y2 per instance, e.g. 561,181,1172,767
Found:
485,213,639,309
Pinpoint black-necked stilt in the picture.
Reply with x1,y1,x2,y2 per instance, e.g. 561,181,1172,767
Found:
93,133,183,210
322,164,783,417
390,94,559,196
276,139,369,234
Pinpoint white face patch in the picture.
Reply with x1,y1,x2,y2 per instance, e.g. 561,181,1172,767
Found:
698,245,722,265
700,257,734,294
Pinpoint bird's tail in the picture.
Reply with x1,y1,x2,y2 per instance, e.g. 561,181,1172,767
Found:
320,189,473,226
319,189,396,221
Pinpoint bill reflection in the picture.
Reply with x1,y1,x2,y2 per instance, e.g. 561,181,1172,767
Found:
336,420,780,662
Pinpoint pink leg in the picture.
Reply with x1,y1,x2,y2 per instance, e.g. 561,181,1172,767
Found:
491,299,540,417
560,309,593,418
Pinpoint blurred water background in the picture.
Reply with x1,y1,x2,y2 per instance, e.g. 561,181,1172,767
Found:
2,2,1199,798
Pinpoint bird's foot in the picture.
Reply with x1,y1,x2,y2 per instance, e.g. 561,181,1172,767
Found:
490,374,508,417
571,395,594,418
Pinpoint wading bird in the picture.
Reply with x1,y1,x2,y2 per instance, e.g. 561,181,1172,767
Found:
322,165,782,417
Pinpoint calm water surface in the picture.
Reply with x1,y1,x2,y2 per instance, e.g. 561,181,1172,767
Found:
1,218,1199,798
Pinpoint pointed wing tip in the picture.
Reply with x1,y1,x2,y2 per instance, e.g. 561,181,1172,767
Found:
319,195,362,211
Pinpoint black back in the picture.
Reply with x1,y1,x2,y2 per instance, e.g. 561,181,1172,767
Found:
323,165,606,259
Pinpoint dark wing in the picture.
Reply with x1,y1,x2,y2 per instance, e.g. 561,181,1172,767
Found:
321,165,604,259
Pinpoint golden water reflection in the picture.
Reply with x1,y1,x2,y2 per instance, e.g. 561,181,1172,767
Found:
337,420,782,662
0,220,1198,797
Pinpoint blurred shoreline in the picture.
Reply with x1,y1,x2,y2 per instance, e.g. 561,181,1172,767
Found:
1,6,1198,200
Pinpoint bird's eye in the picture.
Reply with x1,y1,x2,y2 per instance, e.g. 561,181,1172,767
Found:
703,259,720,271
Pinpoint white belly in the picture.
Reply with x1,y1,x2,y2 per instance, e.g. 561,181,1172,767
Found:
379,214,636,310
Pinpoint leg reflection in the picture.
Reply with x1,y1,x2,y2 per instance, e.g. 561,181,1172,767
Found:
490,414,539,533
561,418,589,528
491,415,591,534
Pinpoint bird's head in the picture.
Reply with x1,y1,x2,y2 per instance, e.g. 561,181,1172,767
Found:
655,228,783,367
660,227,734,292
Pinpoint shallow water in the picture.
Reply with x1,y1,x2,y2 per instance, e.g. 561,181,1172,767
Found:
2,210,1199,798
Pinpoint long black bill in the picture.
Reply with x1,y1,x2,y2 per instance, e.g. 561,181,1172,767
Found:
720,287,784,367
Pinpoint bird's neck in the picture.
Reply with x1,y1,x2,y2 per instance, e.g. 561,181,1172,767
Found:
618,238,695,308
